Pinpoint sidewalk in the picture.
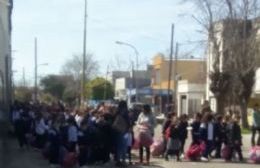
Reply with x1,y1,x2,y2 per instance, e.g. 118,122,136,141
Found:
1,126,259,168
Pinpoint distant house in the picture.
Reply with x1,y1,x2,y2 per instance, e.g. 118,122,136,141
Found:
108,71,131,86
114,66,152,104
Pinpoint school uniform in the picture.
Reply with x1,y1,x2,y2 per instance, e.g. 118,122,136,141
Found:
125,131,134,163
48,128,60,164
35,118,49,149
165,125,181,161
162,119,172,154
67,125,78,152
191,121,201,144
78,128,89,166
178,121,188,154
214,121,225,158
15,115,27,148
226,122,243,161
200,122,215,159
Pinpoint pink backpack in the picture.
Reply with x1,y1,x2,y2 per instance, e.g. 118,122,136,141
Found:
249,146,260,163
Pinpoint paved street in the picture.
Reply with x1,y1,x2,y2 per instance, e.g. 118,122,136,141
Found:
1,125,259,168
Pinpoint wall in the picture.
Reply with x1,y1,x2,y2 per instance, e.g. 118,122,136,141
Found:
177,80,205,116
0,0,12,119
152,54,206,90
255,68,260,94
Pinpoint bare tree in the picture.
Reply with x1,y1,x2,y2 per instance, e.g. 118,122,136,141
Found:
61,54,99,100
61,54,99,81
189,0,260,127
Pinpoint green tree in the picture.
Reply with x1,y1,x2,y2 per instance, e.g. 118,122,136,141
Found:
14,86,33,102
63,86,78,105
86,77,114,100
40,75,73,100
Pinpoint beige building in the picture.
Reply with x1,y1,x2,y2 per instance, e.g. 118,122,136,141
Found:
151,54,206,114
152,54,206,90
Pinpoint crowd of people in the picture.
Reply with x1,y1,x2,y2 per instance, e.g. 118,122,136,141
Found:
162,103,260,163
10,100,260,167
162,112,244,162
11,100,157,167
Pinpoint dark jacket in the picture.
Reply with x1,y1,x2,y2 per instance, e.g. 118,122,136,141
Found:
214,122,222,140
178,121,188,140
214,122,226,142
169,125,180,140
226,122,242,146
191,121,201,142
199,122,215,141
162,119,171,135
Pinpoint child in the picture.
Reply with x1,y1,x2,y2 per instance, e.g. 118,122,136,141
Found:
226,114,243,162
200,113,215,162
48,118,60,166
191,113,202,145
125,127,134,165
214,115,225,158
165,117,181,161
178,114,188,158
67,117,78,152
162,113,174,156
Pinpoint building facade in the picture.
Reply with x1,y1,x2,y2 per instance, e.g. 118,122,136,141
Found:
152,54,206,90
206,19,260,111
151,54,206,114
255,68,260,95
114,77,151,103
0,0,13,120
177,80,205,116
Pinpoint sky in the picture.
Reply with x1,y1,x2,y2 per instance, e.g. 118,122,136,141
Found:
12,0,203,84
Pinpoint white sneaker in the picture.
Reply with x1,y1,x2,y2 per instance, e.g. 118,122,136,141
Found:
201,157,209,162
180,154,185,159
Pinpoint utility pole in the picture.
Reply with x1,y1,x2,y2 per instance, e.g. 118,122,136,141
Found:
135,50,139,103
103,65,109,100
130,61,135,104
81,0,87,107
174,43,179,115
167,24,174,111
22,67,25,86
115,41,139,102
34,38,38,102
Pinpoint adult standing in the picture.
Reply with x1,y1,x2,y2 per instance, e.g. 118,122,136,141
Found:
137,104,156,165
252,104,260,146
113,101,130,167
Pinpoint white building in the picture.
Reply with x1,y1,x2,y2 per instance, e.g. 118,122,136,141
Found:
253,68,260,96
114,77,151,104
206,19,260,111
177,80,205,116
0,0,12,118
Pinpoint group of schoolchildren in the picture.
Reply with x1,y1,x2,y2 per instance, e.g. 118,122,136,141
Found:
11,100,259,167
11,101,138,167
162,111,244,162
